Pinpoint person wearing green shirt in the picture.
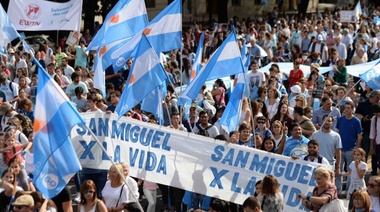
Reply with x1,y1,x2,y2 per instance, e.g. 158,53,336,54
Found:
55,46,67,67
334,58,347,85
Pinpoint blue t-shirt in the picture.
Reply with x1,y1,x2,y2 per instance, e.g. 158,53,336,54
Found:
282,135,310,157
255,127,273,139
336,116,362,151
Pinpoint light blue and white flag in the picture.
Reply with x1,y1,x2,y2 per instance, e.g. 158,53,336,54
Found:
180,30,245,101
360,60,380,90
20,32,34,56
219,74,247,133
33,58,85,199
111,0,182,70
115,34,167,119
141,82,167,123
0,4,20,48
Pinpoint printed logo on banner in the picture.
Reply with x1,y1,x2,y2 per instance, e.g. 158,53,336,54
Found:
26,4,41,19
116,57,126,67
41,173,59,189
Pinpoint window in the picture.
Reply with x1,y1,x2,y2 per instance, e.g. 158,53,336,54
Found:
145,0,155,8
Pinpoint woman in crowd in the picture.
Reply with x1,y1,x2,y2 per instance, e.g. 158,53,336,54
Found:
254,98,269,127
257,175,284,211
239,98,252,125
265,87,280,120
297,166,338,211
257,86,267,102
271,102,293,130
211,78,227,107
79,180,107,212
307,71,319,89
30,191,58,212
367,176,380,211
102,163,130,211
351,190,376,212
237,123,253,148
270,120,288,148
7,117,28,145
261,137,277,153
8,157,32,191
0,168,17,211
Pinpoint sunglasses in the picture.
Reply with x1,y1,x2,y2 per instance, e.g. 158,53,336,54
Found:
258,122,265,124
84,190,95,194
14,205,28,209
368,183,379,188
325,84,332,87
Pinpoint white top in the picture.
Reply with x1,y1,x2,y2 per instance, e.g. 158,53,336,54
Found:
371,196,380,212
24,150,33,175
370,116,380,145
247,70,266,88
102,181,130,209
192,123,220,138
126,176,140,202
79,203,97,212
347,161,367,195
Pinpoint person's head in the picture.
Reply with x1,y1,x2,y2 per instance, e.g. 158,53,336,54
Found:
344,101,355,115
270,120,283,135
261,175,279,196
369,90,380,105
293,59,301,69
367,176,380,198
308,71,319,82
304,106,313,119
18,98,33,112
250,61,259,71
109,91,121,105
108,163,124,184
2,168,16,186
214,78,225,88
307,140,320,156
322,115,333,130
314,166,334,186
267,87,278,99
238,122,251,141
46,63,55,75
352,190,371,211
30,191,46,211
208,199,229,212
293,106,305,120
290,123,302,139
352,147,366,162
119,161,131,178
254,132,263,148
321,96,333,110
295,95,306,108
75,86,84,98
279,102,289,115
171,112,181,126
86,94,97,109
257,116,267,128
71,71,81,83
254,180,262,197
13,194,34,212
372,104,380,118
8,157,23,175
199,111,209,126
242,196,262,212
262,137,276,152
4,131,16,150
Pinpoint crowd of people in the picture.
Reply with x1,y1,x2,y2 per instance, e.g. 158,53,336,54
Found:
3,1,380,211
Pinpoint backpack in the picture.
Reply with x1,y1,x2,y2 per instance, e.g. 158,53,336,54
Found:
196,123,213,137
304,155,323,163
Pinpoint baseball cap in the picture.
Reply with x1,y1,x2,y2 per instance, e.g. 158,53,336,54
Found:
317,34,323,41
13,195,34,207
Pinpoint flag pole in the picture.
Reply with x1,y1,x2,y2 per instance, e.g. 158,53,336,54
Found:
84,123,144,212
319,79,362,129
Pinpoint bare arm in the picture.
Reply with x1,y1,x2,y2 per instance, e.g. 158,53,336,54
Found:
335,149,342,177
62,200,73,212
357,133,363,148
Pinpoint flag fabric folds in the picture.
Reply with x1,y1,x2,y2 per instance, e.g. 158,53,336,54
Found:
141,83,166,123
115,34,168,119
355,1,362,20
33,58,85,198
180,29,245,101
86,0,148,51
0,4,20,48
90,0,148,96
220,74,247,133
360,60,380,90
111,0,182,70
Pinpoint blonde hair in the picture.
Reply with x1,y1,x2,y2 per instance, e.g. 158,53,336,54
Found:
353,148,366,162
314,166,334,183
109,163,124,184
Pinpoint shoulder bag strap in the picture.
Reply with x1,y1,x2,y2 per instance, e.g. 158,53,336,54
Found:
115,184,125,207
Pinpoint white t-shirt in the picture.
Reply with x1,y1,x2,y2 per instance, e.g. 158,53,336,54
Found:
247,70,265,88
371,196,380,212
102,181,131,208
126,176,140,201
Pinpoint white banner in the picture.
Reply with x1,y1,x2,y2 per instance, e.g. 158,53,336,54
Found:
340,10,357,23
72,112,320,212
8,0,82,31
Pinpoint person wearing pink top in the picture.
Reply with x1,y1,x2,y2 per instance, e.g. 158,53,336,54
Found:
143,181,158,212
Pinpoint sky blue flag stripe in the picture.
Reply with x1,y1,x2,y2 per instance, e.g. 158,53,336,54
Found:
219,81,246,133
110,0,182,71
33,58,85,199
180,29,245,101
0,4,20,47
87,0,148,51
141,82,167,123
360,60,380,90
115,34,168,119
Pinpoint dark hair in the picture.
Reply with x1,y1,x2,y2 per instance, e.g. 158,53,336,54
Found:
71,71,80,81
215,78,227,91
261,137,276,152
106,82,115,90
308,139,319,147
261,175,280,195
199,110,208,117
322,115,334,122
75,86,84,95
289,123,301,132
238,122,251,132
209,199,229,212
293,106,305,116
243,196,261,210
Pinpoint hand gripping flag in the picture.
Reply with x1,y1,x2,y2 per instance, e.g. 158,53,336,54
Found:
115,34,168,119
33,58,85,198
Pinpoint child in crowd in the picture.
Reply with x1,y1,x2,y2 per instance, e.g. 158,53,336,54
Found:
72,86,88,112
